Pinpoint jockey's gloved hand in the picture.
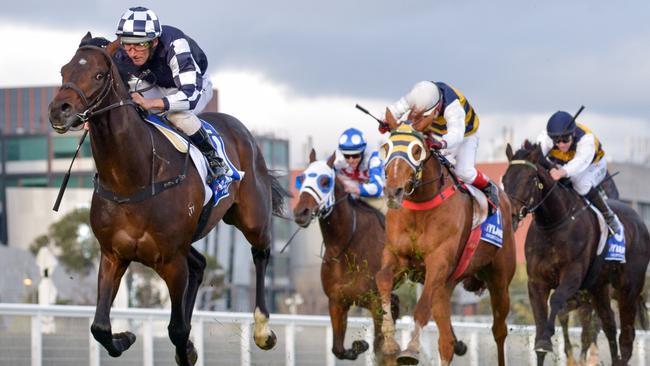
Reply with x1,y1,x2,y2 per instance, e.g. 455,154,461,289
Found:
426,136,447,150
378,122,390,134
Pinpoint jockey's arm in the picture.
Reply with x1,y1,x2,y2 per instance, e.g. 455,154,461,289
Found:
358,153,385,198
563,133,597,177
441,100,466,150
162,38,204,112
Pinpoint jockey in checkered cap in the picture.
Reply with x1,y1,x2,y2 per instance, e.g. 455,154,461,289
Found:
382,81,500,214
114,6,227,180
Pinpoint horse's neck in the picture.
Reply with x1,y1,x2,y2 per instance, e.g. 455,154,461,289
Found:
535,177,578,225
411,157,449,201
319,189,353,249
90,95,153,188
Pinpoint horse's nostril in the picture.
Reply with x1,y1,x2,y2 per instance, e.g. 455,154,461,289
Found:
395,187,404,197
61,103,71,113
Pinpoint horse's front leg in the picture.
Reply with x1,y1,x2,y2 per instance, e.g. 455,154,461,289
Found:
558,308,576,366
375,248,400,357
542,271,583,347
160,255,197,366
329,300,366,359
251,246,277,350
90,253,134,357
527,279,551,365
399,254,453,366
589,284,620,364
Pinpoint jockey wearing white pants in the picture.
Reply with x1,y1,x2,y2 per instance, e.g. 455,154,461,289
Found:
113,6,226,180
537,110,621,233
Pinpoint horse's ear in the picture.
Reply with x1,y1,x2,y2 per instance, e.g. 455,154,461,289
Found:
106,39,121,57
505,143,514,161
309,148,316,163
81,32,92,44
326,153,335,168
385,107,399,130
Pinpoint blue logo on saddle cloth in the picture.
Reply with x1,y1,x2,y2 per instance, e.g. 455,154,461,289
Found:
605,226,626,262
480,209,503,248
143,115,243,206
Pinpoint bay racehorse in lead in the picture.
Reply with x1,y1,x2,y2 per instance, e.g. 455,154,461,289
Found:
502,141,650,366
48,33,287,366
375,112,516,366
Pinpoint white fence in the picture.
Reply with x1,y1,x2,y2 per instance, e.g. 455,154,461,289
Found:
0,303,648,366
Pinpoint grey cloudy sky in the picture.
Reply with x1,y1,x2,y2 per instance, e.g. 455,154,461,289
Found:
2,0,650,166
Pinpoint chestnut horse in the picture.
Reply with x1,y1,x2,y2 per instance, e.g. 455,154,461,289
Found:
48,34,287,366
502,141,650,366
293,149,399,361
375,114,516,366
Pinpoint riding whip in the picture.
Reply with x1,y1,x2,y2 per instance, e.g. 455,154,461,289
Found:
355,104,384,125
573,105,585,121
52,130,88,212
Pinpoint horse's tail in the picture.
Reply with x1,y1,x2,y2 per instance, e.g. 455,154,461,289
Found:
637,292,649,330
268,170,292,218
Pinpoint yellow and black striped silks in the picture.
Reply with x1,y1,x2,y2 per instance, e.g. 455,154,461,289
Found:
548,123,605,165
428,82,479,137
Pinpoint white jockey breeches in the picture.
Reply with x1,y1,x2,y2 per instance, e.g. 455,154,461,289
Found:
446,134,479,184
129,75,213,135
570,158,607,195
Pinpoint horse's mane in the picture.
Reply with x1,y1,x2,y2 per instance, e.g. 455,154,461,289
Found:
513,139,553,170
346,195,386,229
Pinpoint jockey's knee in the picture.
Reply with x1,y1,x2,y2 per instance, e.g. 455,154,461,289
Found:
456,167,477,183
166,111,201,135
573,180,592,196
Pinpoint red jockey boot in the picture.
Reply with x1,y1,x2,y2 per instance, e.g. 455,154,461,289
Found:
472,170,499,216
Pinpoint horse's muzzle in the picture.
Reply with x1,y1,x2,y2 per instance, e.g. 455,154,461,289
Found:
385,187,405,209
48,100,80,133
293,207,313,228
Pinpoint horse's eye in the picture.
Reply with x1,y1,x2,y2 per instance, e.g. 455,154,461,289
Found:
412,145,423,161
318,175,332,193
95,73,104,80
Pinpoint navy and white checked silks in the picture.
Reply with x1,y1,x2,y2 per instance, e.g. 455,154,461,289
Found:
116,6,162,40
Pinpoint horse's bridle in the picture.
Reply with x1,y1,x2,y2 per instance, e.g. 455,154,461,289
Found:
386,129,445,196
58,46,134,129
508,159,558,222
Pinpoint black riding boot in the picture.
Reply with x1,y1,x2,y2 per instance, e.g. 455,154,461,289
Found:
482,181,500,216
586,187,621,234
189,128,228,180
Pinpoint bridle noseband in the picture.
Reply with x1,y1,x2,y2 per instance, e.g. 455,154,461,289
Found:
58,46,134,128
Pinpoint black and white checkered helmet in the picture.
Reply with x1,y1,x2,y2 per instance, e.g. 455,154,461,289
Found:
116,6,162,43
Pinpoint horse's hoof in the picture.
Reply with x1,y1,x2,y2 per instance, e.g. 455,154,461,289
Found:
534,339,554,353
396,349,420,365
111,331,136,356
352,340,369,355
175,340,198,366
255,329,277,350
454,340,468,356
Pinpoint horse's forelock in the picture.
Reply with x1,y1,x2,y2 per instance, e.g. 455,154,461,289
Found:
75,46,129,97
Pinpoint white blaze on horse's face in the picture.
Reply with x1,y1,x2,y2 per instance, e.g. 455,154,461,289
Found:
294,161,336,214
384,124,427,172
